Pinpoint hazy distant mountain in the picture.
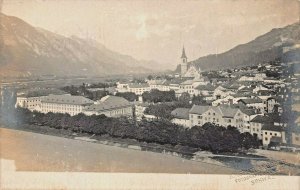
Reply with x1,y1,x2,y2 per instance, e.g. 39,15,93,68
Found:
0,13,160,78
179,22,300,72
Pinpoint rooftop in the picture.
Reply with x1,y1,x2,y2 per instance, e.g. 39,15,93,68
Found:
189,105,210,115
42,94,94,105
195,84,216,91
250,115,272,123
128,83,150,88
238,98,262,104
84,95,131,112
171,108,190,119
262,124,283,132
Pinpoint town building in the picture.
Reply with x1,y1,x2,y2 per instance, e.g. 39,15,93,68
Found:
261,124,286,147
15,89,68,111
171,108,190,128
127,83,150,95
39,94,94,116
83,95,132,117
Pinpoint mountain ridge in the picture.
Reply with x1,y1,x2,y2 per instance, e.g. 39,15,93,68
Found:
178,22,300,72
0,13,159,78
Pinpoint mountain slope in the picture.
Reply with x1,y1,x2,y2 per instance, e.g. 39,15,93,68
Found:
0,13,158,78
188,22,300,71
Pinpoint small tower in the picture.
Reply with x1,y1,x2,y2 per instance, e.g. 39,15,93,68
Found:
181,46,188,76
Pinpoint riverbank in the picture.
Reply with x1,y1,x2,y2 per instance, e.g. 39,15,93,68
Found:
0,127,237,174
1,123,299,175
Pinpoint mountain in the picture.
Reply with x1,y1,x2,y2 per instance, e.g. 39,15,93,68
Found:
183,22,300,71
0,13,159,78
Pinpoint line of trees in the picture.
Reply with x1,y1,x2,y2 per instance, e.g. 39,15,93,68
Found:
115,92,138,102
12,108,259,153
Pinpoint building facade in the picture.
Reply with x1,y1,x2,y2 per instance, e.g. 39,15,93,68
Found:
40,94,94,116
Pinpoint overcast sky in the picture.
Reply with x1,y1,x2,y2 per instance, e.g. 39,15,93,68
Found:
2,0,299,69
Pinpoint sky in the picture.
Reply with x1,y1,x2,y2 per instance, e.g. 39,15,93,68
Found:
1,0,299,69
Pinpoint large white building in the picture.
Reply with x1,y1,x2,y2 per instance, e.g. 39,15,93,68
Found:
39,94,94,116
15,89,68,111
187,105,256,132
127,83,150,95
83,95,133,117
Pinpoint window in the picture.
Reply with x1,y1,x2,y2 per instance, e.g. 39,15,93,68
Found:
265,132,267,135
275,133,277,136
208,112,211,115
228,119,231,123
270,133,272,135
265,137,268,141
213,113,215,116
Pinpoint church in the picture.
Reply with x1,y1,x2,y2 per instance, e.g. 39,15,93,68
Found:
178,46,203,79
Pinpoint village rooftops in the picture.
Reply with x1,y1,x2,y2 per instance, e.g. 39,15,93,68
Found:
211,106,240,118
238,98,262,104
240,108,256,116
195,84,216,91
171,108,190,120
250,115,273,123
128,83,150,88
180,80,194,85
42,94,94,105
147,80,166,85
262,124,284,132
189,105,210,114
84,95,131,112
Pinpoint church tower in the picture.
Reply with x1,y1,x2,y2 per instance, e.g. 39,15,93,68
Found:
180,46,188,76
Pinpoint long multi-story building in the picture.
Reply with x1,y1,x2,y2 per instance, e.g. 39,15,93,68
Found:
171,105,256,132
15,89,68,111
39,94,94,116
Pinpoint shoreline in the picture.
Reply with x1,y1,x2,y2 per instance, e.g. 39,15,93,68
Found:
1,122,299,175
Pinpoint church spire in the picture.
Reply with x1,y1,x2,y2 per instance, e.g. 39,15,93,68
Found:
181,45,187,59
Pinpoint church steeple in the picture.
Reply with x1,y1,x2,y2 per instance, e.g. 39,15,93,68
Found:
180,45,188,76
181,46,187,59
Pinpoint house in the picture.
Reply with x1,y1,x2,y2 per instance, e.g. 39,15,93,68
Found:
127,83,150,95
116,81,130,93
238,98,264,113
189,104,250,131
258,96,277,113
213,86,235,100
171,108,191,128
83,95,132,117
194,84,216,96
40,94,94,116
261,124,286,147
189,105,210,126
250,115,272,140
147,80,170,91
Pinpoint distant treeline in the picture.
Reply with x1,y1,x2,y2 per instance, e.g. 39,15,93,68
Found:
12,108,259,153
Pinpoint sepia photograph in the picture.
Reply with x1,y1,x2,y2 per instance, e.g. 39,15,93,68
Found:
0,0,300,189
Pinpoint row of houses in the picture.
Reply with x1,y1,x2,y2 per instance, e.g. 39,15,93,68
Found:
171,105,286,147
